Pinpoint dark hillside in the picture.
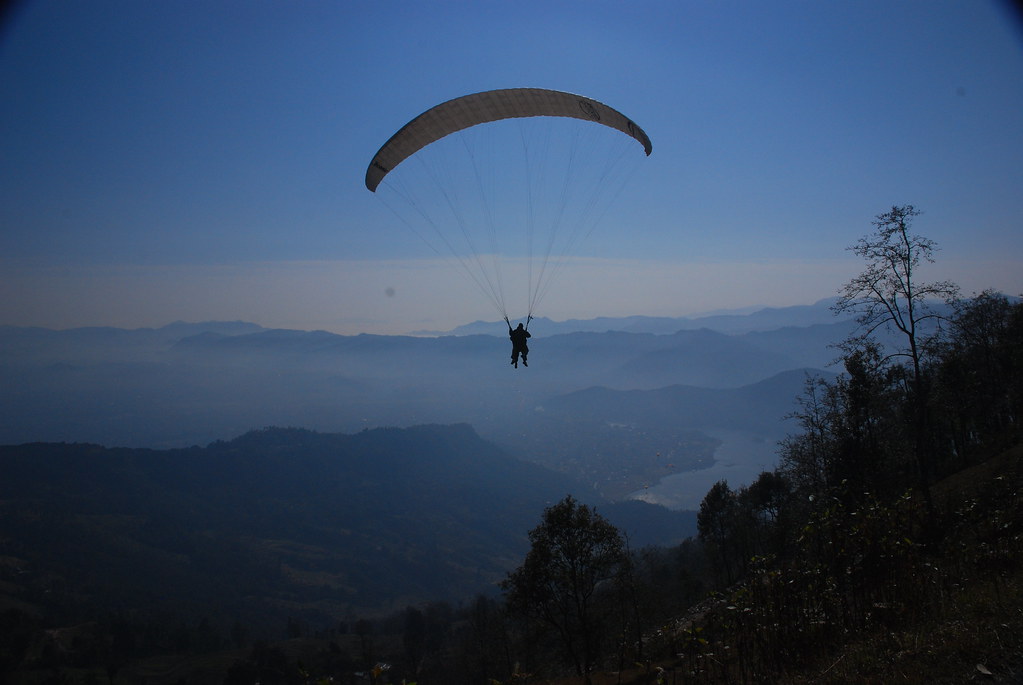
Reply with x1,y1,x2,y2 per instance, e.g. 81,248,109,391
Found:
0,425,590,632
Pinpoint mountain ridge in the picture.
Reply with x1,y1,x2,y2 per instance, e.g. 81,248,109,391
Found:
0,423,695,633
0,302,872,499
412,298,848,336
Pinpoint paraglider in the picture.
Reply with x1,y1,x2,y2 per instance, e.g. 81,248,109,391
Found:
506,316,531,368
365,88,652,365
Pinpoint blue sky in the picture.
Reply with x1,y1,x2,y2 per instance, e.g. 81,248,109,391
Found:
1,0,1021,334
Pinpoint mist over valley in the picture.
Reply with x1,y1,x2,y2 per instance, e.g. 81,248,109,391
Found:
1,300,853,506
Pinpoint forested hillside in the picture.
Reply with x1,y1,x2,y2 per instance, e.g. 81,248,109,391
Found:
0,424,694,664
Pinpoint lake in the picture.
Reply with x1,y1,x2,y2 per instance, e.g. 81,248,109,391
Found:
629,430,781,510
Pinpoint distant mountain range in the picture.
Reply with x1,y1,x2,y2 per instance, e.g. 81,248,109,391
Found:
0,299,864,499
415,298,848,336
0,424,695,631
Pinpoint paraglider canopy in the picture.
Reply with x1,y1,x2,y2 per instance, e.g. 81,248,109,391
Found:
364,88,652,323
366,88,651,192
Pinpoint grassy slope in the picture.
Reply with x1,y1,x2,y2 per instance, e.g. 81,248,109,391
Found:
795,443,1023,684
574,443,1023,685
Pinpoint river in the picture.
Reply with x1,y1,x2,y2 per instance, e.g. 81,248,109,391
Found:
628,430,781,510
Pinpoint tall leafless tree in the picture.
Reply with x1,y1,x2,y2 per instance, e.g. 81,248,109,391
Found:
832,205,959,507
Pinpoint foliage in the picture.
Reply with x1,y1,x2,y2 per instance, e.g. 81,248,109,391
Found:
673,443,1022,684
502,495,629,683
833,205,961,506
670,212,1023,682
930,289,1023,470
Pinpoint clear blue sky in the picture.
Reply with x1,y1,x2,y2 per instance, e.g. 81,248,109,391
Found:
2,0,1021,334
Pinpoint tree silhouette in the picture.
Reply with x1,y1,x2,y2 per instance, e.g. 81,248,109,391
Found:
402,606,426,677
833,205,959,506
502,495,627,684
697,480,738,585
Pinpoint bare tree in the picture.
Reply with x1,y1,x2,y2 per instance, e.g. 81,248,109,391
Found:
833,205,958,369
832,205,959,506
